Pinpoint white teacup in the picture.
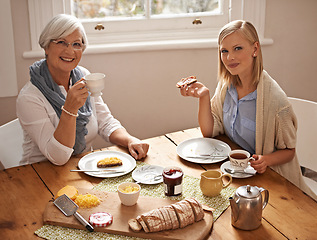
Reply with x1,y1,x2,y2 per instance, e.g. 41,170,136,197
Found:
229,150,254,170
84,73,105,97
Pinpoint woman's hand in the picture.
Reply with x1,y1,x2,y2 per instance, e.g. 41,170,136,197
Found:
180,82,210,99
109,128,149,160
250,154,268,174
179,81,214,137
54,79,89,150
251,149,295,174
128,138,149,160
64,79,89,113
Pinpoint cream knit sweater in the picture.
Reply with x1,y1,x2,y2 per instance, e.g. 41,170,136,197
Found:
210,70,316,200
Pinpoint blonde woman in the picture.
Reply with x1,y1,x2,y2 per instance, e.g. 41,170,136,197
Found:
180,20,316,200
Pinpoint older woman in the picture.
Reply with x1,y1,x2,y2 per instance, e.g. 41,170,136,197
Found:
17,14,149,165
179,20,316,200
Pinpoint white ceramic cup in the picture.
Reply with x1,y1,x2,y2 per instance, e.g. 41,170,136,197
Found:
117,182,141,206
229,150,254,170
84,73,105,97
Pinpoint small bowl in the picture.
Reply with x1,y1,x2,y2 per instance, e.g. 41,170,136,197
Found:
117,182,141,206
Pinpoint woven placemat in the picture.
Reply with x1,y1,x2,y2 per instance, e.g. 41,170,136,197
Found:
35,162,236,240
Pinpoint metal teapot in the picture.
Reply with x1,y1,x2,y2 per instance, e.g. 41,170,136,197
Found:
229,185,269,230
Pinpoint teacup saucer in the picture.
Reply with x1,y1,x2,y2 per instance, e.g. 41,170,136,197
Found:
220,161,256,178
132,165,163,184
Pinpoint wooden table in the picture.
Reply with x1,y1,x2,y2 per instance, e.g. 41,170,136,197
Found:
1,128,317,239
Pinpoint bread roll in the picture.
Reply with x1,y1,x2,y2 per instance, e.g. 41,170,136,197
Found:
128,198,205,233
185,198,205,222
128,218,142,232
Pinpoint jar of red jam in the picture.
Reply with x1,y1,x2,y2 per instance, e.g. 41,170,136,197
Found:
162,166,183,196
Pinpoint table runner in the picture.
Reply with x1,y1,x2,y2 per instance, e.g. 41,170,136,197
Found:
35,162,236,239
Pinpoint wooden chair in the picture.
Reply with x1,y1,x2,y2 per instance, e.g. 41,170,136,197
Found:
0,119,24,169
289,97,317,197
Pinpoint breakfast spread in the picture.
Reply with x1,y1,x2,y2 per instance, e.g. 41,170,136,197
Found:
97,157,123,168
45,189,214,239
49,163,214,238
128,198,204,233
176,76,197,88
162,167,183,196
89,212,113,227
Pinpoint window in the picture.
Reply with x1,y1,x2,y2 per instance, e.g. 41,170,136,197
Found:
72,0,227,46
1,0,18,97
73,0,220,18
24,0,270,57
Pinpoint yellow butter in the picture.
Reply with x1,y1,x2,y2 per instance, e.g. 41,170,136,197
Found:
120,185,139,193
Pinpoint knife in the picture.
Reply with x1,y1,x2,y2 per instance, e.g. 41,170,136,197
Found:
184,155,227,159
196,154,228,157
70,169,125,173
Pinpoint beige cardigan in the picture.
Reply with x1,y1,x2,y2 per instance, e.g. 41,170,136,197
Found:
210,70,316,200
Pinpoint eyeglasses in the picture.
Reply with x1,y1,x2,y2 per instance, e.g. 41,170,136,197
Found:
51,40,85,50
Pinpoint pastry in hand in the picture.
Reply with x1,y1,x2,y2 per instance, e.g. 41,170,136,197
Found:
176,76,197,88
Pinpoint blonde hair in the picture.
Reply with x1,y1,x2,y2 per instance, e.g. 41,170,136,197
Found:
217,20,263,86
39,14,88,52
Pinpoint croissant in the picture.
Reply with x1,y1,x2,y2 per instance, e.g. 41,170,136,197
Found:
128,198,204,233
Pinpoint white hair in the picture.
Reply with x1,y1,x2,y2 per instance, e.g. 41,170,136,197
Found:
39,14,88,51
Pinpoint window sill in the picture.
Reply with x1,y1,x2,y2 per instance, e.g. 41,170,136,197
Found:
23,37,273,58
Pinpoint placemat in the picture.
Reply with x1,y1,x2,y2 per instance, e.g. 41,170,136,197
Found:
35,162,236,240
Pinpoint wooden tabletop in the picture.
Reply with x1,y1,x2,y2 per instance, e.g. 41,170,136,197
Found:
1,128,317,239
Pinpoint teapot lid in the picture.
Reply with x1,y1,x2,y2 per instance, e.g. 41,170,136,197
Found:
237,185,260,198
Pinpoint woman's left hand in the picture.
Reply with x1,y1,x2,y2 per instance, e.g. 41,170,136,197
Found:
128,139,149,160
250,154,268,174
109,128,149,160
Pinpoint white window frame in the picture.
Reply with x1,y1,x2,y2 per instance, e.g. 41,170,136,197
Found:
23,0,272,58
1,0,18,97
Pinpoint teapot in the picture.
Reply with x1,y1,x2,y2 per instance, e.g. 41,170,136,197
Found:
229,185,269,230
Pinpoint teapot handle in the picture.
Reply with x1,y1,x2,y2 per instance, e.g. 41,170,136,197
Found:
259,187,269,209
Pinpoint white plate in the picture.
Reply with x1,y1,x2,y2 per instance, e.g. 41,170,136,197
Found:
177,137,231,164
78,151,136,178
132,165,164,184
220,161,256,178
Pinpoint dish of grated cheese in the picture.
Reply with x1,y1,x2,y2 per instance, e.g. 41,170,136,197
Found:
74,194,101,208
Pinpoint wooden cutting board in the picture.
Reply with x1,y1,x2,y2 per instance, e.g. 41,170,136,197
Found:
43,189,213,240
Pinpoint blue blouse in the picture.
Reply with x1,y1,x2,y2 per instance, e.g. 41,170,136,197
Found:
223,85,257,154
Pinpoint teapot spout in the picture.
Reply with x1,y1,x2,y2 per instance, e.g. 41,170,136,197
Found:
229,197,238,222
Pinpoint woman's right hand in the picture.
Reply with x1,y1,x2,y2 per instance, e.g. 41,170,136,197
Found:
179,82,210,99
64,79,89,113
179,81,214,138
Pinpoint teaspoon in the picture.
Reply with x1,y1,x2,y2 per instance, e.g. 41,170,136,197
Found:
224,168,255,175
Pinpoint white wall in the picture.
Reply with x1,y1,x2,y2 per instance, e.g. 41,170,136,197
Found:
1,0,317,144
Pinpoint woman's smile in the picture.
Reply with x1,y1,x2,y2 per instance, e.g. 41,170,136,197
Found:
227,63,239,69
59,56,75,62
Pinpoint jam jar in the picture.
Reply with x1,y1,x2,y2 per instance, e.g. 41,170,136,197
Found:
162,166,183,196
